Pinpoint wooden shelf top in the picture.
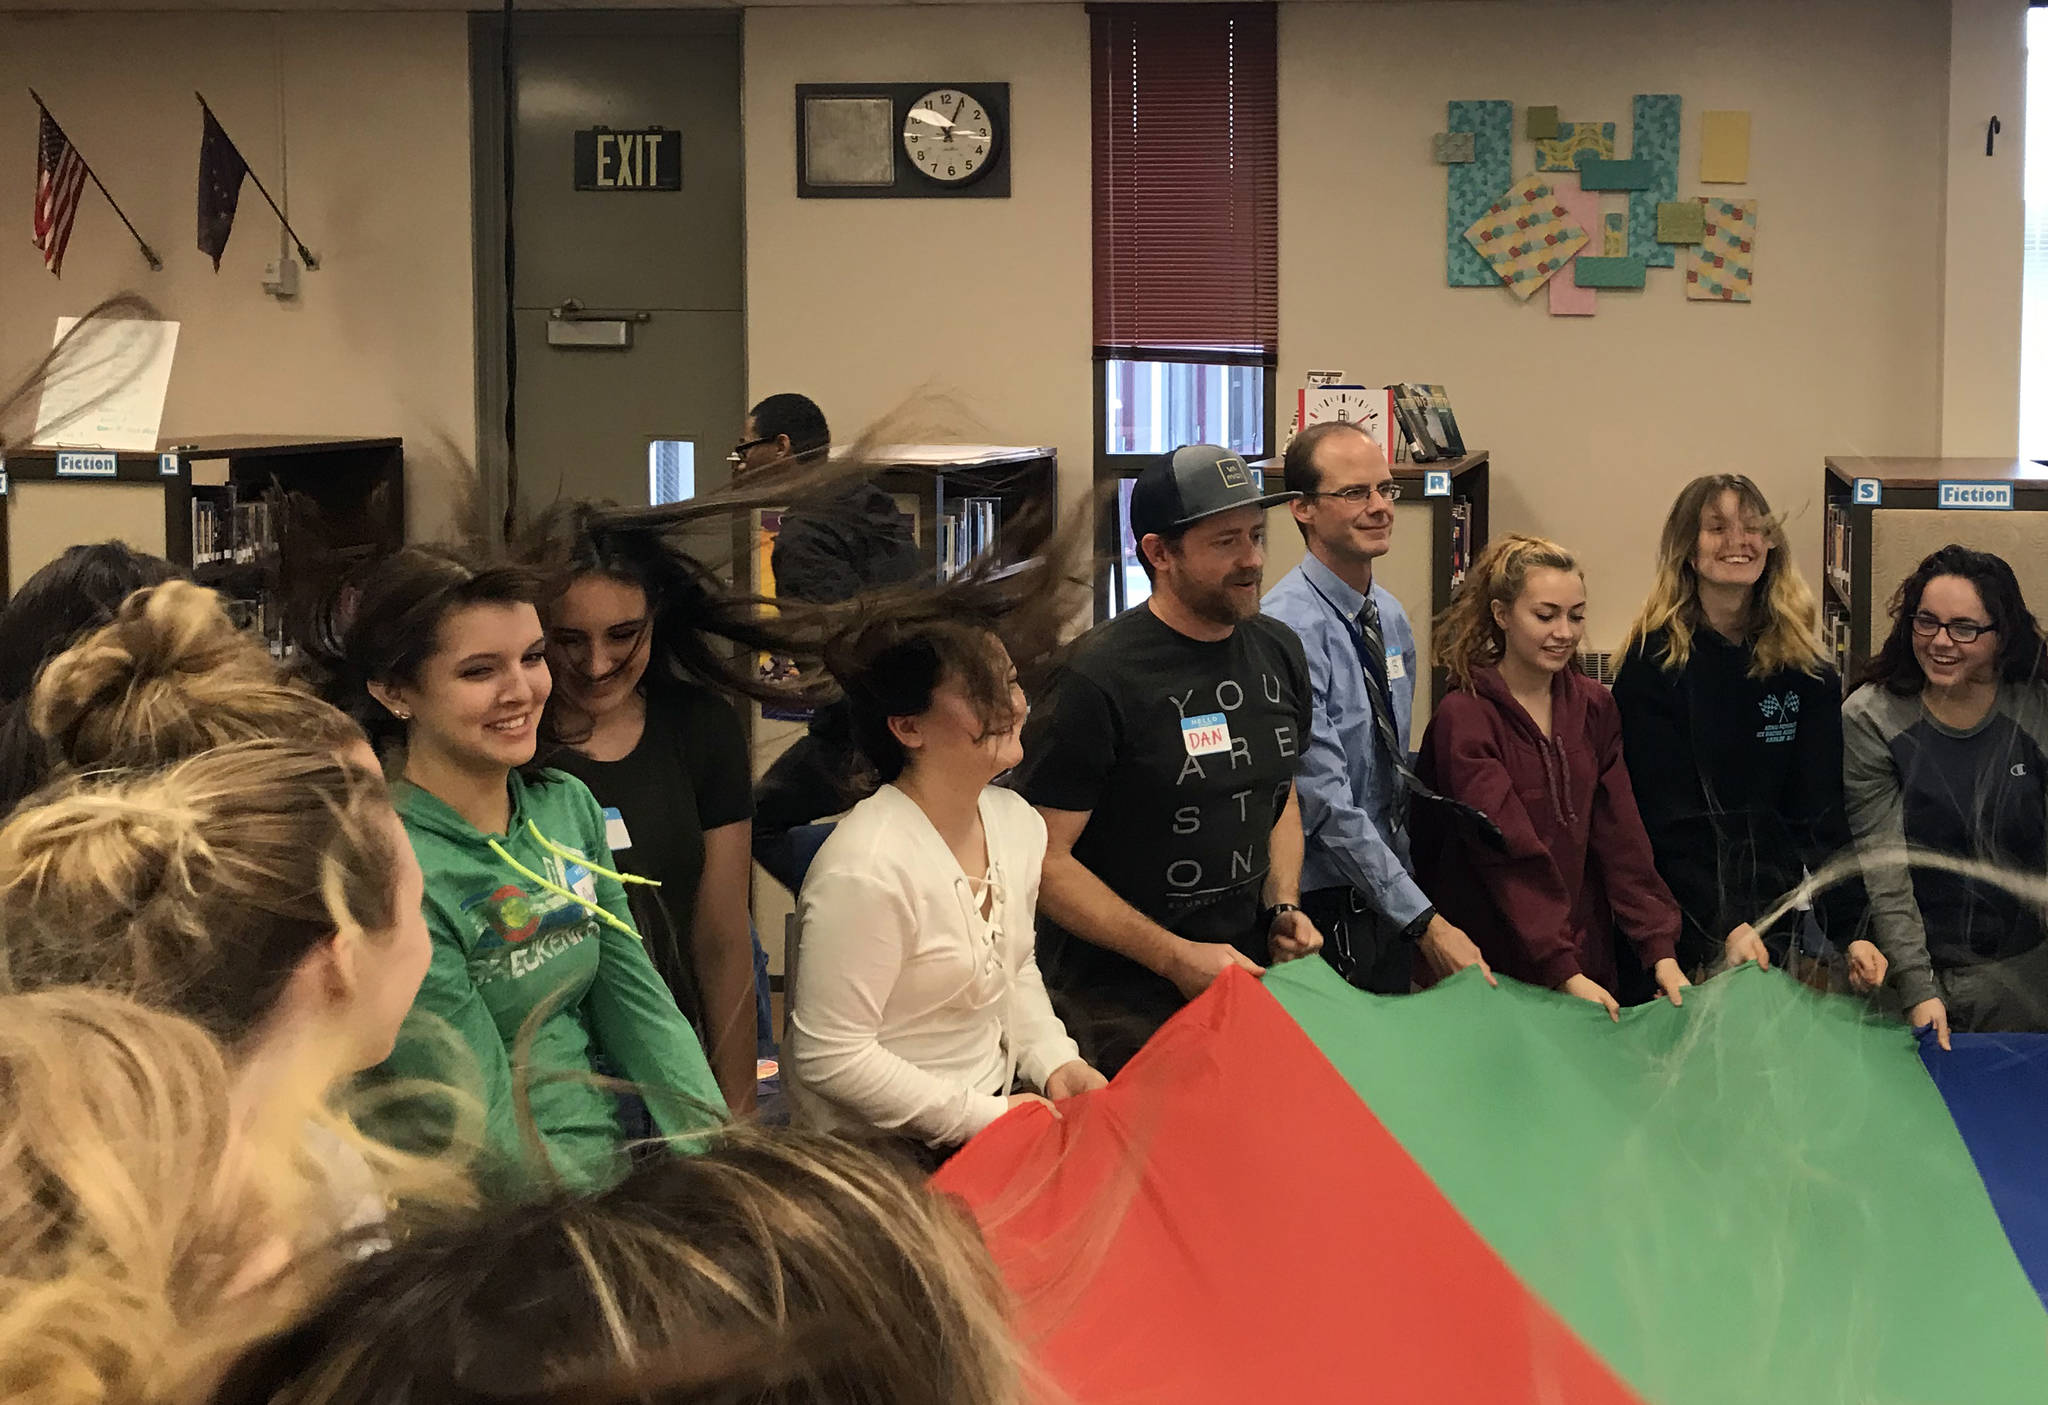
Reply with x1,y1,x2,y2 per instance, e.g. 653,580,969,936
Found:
1826,455,2048,489
19,435,402,462
169,435,402,458
1250,448,1488,480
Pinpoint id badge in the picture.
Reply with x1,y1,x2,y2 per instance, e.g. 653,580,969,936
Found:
1181,712,1232,757
1385,650,1408,682
603,806,633,853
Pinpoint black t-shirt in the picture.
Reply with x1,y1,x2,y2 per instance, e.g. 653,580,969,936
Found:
1896,713,2048,961
548,685,753,1026
1012,605,1312,1005
1612,627,1861,964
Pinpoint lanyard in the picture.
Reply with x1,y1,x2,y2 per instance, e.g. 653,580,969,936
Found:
1304,575,1395,702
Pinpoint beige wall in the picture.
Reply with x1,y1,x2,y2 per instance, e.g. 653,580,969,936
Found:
0,13,476,539
741,4,1095,965
742,4,1094,512
1279,0,1947,646
1940,0,2027,456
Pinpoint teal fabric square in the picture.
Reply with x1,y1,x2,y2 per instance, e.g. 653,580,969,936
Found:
1629,94,1681,267
1446,100,1513,287
1573,256,1649,289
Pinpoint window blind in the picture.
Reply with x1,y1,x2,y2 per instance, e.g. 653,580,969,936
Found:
1091,3,1278,365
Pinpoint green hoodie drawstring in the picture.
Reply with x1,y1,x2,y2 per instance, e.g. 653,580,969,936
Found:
486,820,659,941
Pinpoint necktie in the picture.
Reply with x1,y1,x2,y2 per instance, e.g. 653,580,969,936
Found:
1356,595,1415,828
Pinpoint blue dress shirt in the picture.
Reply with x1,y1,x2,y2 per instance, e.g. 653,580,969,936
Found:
1261,552,1431,927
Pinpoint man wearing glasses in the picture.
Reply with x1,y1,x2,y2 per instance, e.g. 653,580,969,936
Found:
1261,420,1492,993
744,392,919,894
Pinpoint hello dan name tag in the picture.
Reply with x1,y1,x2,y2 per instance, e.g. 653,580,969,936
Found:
1182,712,1232,756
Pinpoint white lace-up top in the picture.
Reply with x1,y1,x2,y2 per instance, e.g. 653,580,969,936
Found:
788,783,1082,1147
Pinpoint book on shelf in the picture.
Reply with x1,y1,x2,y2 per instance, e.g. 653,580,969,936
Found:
190,487,280,569
935,496,1003,583
1289,381,1467,465
1410,384,1467,457
1823,501,1854,604
1449,500,1473,589
1389,385,1440,463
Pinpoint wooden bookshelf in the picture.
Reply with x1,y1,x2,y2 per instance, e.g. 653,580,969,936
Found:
0,435,403,657
1821,455,2048,686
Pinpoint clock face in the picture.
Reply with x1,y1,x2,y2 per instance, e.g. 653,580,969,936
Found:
1304,387,1386,441
903,88,997,185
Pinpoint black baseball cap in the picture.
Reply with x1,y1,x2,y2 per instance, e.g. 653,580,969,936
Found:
1128,444,1299,542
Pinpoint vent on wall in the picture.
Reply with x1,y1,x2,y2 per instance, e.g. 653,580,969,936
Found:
1576,651,1618,685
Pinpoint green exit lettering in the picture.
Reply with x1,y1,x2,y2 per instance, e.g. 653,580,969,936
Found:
595,131,666,188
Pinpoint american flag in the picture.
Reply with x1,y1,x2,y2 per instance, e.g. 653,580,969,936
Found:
34,109,88,277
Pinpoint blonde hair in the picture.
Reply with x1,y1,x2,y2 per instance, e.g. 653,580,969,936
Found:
1622,475,1824,678
1432,534,1582,693
30,579,363,775
0,740,403,1051
214,1128,1023,1405
0,989,368,1405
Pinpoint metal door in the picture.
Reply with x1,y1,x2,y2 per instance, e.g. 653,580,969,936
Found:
475,11,744,518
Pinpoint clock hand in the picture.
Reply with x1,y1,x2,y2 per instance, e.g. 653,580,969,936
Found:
948,91,968,143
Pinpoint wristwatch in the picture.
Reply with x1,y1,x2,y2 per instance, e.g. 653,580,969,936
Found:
1261,902,1302,930
1400,906,1438,942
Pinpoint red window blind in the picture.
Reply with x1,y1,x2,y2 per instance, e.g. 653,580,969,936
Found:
1091,4,1278,364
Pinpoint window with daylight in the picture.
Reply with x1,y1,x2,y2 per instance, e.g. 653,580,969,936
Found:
2022,6,2048,456
1092,3,1279,614
648,439,695,506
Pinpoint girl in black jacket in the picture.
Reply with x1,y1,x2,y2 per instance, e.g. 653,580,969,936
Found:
1613,474,1887,990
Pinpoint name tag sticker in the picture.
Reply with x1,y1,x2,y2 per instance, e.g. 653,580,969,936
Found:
603,806,632,853
1181,712,1232,757
1386,650,1408,682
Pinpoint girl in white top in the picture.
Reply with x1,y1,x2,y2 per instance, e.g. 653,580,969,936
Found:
790,613,1106,1149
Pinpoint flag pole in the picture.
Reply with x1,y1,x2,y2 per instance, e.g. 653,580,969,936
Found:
29,89,162,271
193,92,319,271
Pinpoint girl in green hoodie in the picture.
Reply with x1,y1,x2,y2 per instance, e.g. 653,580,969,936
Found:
317,547,726,1195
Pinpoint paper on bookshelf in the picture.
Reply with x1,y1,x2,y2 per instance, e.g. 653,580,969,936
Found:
33,317,179,453
833,444,1049,467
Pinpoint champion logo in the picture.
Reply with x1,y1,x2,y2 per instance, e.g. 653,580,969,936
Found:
2014,763,2029,778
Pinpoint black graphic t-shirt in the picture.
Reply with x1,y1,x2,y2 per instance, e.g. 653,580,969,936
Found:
1013,605,1312,1009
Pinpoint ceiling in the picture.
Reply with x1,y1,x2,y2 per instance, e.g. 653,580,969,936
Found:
6,0,1454,11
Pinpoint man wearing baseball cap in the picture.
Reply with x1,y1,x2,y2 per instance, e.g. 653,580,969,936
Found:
1011,445,1325,1074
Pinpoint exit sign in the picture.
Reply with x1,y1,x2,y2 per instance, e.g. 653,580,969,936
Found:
574,127,681,191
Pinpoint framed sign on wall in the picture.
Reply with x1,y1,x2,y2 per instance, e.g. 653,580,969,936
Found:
795,82,1010,199
574,127,682,191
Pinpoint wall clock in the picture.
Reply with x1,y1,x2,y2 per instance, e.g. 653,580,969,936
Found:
796,82,1011,199
901,87,999,186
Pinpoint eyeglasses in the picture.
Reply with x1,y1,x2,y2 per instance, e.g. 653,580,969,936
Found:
1306,482,1403,505
1910,612,1996,644
726,436,774,466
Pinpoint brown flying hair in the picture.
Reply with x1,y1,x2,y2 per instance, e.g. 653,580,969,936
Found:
211,1128,1026,1405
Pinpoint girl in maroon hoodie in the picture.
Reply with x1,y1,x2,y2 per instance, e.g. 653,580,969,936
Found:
1417,535,1691,1018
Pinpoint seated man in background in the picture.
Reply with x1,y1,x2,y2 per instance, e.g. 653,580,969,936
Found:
746,392,920,893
